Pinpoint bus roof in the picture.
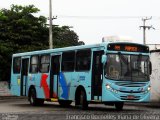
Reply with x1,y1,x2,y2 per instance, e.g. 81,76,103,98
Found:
13,43,103,57
13,42,148,57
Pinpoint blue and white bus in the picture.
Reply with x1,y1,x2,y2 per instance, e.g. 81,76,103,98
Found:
10,42,151,110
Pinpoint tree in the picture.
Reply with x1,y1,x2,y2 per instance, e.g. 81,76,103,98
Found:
0,5,84,81
53,26,83,48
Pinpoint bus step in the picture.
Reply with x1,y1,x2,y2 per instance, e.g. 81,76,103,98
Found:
90,100,101,103
51,98,58,102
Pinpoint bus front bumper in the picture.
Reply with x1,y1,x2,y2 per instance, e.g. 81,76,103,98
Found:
102,88,150,102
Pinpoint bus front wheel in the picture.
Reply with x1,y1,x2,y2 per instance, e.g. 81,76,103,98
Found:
115,102,124,110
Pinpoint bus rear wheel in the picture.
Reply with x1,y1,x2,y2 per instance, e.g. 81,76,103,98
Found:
58,100,72,107
29,88,44,106
75,89,88,110
115,102,124,110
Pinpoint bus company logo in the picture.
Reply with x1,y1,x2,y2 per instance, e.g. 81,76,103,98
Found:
130,90,133,93
137,88,143,92
79,76,85,81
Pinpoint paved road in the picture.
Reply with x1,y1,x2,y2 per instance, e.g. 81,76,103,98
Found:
0,98,160,120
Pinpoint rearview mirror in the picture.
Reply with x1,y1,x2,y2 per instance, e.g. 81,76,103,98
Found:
101,55,107,64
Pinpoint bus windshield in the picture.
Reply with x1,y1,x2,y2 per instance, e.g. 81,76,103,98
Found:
105,54,150,82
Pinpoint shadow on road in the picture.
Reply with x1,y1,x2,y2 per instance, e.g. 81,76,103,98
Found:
11,101,146,113
126,102,160,109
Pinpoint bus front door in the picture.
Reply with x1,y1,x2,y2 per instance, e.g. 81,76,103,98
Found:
50,55,60,98
92,51,103,100
21,58,29,96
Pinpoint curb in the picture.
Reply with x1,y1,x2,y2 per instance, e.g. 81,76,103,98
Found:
0,96,27,100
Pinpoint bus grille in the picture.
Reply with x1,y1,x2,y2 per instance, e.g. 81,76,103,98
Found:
115,82,146,87
119,90,143,93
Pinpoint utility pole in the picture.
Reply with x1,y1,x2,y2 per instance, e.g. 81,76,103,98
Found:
140,17,155,45
49,0,53,49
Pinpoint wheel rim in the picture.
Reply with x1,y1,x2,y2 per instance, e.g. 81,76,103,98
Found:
30,90,35,105
30,95,34,104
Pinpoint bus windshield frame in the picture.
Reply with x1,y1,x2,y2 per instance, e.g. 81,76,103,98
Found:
104,53,150,82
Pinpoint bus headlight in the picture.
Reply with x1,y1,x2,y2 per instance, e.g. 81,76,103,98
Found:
106,84,111,89
147,86,151,91
106,84,118,93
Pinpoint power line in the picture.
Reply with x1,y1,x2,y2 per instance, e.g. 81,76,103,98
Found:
57,15,142,19
54,15,160,20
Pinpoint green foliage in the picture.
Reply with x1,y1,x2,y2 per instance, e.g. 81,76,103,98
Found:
0,4,84,81
53,26,82,48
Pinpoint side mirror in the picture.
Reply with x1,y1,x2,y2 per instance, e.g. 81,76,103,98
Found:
149,61,152,75
101,55,107,64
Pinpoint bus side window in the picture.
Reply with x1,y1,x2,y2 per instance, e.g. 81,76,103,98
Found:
13,57,21,74
62,51,75,72
76,49,91,71
40,55,50,73
30,56,39,73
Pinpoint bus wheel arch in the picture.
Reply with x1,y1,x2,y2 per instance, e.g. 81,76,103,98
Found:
75,86,88,109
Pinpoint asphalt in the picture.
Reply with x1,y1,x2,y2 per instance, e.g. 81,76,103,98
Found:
0,95,159,108
125,102,160,108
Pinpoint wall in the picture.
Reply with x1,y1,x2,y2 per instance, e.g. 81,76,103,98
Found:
150,51,160,102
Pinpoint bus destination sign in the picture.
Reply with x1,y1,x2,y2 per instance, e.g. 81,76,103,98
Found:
107,43,149,53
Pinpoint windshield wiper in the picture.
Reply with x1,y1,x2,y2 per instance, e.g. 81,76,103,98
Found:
118,52,128,65
137,54,142,69
118,52,132,81
118,52,131,72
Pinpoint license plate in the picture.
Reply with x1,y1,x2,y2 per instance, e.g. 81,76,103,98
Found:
127,95,135,99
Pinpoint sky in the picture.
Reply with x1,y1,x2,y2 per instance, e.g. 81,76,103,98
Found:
0,0,160,45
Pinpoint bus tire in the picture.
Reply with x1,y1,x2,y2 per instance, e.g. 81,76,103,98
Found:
29,88,44,106
58,100,72,107
76,89,88,110
37,99,44,105
115,102,124,110
29,88,37,106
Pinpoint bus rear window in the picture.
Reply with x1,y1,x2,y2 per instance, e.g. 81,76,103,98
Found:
13,57,21,74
